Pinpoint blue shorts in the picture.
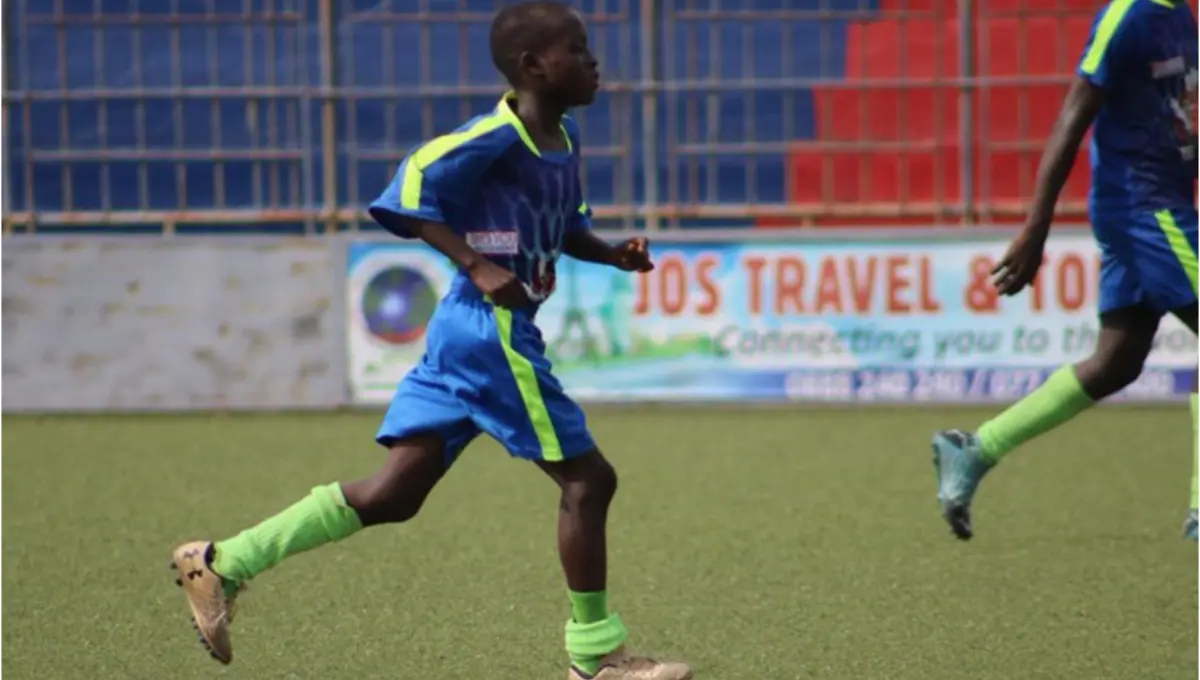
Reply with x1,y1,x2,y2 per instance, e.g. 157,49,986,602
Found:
1094,206,1199,315
375,289,596,468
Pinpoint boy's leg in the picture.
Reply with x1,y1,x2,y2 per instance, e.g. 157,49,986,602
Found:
171,365,476,664
535,453,621,667
1155,209,1198,536
979,305,1161,459
1188,391,1199,540
535,451,690,680
931,234,1163,537
932,307,1158,539
474,306,691,680
1170,304,1199,540
171,437,448,663
933,209,1199,540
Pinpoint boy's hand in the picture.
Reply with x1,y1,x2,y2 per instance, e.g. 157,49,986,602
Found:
468,259,530,309
991,227,1047,296
611,237,654,273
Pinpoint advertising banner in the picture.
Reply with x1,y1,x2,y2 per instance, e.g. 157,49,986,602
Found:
346,235,1195,405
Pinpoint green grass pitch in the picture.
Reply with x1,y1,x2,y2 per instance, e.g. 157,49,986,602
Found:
3,406,1196,679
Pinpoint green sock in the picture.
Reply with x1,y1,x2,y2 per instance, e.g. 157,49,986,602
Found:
569,590,609,624
212,482,363,584
1190,394,1198,511
976,366,1095,463
565,591,626,675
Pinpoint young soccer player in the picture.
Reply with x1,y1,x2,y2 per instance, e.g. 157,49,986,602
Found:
931,0,1199,541
168,3,694,678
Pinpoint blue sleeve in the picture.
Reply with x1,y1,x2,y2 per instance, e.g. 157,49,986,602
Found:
562,116,592,233
573,200,594,233
1077,1,1142,91
368,119,511,238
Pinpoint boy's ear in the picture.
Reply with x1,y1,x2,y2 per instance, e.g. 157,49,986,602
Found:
519,51,546,80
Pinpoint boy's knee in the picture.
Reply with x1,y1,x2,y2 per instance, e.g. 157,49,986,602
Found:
343,438,446,526
1079,307,1161,398
563,453,618,509
353,480,429,524
1078,351,1146,396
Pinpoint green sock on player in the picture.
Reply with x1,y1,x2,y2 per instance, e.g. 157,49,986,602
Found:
569,590,610,624
1190,394,1198,511
212,482,363,584
565,590,627,675
976,366,1095,463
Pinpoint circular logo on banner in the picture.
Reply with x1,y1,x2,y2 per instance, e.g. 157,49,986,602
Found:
359,265,438,345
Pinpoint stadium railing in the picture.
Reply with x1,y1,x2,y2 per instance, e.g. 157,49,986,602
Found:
2,0,1112,235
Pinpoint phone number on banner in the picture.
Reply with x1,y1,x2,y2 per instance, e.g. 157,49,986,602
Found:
782,367,1188,403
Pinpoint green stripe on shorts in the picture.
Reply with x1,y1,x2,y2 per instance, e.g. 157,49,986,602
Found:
493,306,564,462
1154,209,1199,294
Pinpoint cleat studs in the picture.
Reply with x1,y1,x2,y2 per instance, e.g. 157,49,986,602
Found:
169,561,177,570
174,578,183,587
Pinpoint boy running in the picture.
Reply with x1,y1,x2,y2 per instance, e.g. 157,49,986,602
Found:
932,0,1199,540
169,3,694,678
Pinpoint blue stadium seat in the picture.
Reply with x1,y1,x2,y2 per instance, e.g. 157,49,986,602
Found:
7,0,878,228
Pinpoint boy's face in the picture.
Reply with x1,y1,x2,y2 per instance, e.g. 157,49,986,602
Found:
525,11,599,107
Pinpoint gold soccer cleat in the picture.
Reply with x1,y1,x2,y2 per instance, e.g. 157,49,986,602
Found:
568,647,694,680
170,541,239,664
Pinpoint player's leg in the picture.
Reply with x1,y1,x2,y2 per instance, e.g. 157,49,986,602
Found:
170,364,476,664
537,450,691,680
1185,362,1198,541
535,455,614,599
1168,304,1198,540
932,244,1161,540
470,305,691,680
1187,385,1198,540
1150,205,1198,539
534,452,626,675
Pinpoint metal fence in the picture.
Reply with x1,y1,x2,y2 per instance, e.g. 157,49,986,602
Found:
3,0,1100,234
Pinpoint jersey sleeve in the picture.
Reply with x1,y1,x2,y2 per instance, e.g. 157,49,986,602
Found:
569,200,594,234
562,116,593,233
368,118,511,239
1077,1,1143,90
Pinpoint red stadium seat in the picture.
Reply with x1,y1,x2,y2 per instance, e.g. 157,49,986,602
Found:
780,1,1126,227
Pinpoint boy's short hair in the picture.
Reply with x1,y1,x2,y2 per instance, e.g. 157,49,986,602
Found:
489,0,576,85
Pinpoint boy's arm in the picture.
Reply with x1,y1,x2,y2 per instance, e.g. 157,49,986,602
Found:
562,204,653,273
408,220,529,308
560,118,653,273
566,229,654,273
368,125,529,307
992,5,1128,296
993,78,1103,297
367,142,491,271
1024,77,1104,238
368,121,508,238
408,220,489,272
564,230,619,266
563,203,618,266
560,118,617,266
1027,2,1133,237
368,151,453,240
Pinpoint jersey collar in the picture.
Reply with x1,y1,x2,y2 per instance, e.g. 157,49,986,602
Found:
495,92,573,157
